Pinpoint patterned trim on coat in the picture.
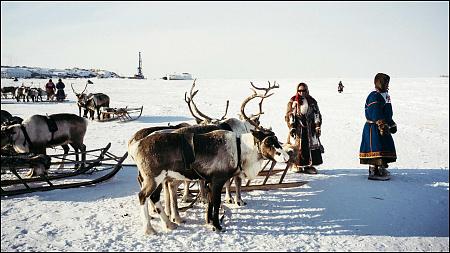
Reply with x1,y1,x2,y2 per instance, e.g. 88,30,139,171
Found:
359,151,397,158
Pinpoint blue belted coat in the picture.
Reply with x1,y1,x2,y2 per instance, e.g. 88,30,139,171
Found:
359,91,397,165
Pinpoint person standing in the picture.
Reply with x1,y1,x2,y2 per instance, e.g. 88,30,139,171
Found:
285,82,324,174
45,79,56,100
359,73,397,180
338,81,344,93
55,78,66,102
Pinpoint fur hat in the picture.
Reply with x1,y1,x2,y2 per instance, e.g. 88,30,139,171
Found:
374,73,390,92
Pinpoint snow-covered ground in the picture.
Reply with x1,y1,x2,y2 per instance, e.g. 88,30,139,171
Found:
1,77,449,251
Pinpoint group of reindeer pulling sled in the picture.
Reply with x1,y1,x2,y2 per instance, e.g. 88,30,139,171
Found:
1,80,308,234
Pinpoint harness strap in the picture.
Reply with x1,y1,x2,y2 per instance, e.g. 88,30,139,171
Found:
45,115,58,142
20,124,33,148
236,137,242,171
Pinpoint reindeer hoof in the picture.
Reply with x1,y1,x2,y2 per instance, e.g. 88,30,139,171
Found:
171,216,185,225
166,222,178,230
212,223,223,232
181,194,195,203
144,226,157,235
236,200,247,206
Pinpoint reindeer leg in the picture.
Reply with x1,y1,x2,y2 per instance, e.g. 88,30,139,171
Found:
163,179,171,217
205,182,212,224
234,175,246,206
199,179,208,204
58,145,70,169
79,144,86,169
169,180,184,224
139,179,158,235
150,183,177,231
211,180,226,232
181,180,194,202
70,143,80,170
224,179,233,204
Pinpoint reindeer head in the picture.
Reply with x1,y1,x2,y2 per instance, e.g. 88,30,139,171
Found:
1,125,18,148
240,86,289,163
71,83,88,106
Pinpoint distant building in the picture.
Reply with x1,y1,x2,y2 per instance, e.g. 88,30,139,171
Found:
162,73,193,80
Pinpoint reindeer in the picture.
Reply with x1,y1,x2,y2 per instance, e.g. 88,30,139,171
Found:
183,79,279,206
15,85,27,102
24,86,38,102
71,82,110,120
128,88,289,235
71,82,89,117
34,87,46,102
1,86,17,99
84,93,110,120
0,113,88,177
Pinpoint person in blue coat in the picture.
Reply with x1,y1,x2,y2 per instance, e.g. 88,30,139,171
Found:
55,78,66,102
359,73,397,180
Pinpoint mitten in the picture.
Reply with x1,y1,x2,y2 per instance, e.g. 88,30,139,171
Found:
315,126,321,137
389,123,397,134
376,120,390,136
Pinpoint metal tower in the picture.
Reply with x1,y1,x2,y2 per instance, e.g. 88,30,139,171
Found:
134,52,145,79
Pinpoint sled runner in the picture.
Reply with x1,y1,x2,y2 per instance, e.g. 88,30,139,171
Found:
99,106,143,122
1,143,128,196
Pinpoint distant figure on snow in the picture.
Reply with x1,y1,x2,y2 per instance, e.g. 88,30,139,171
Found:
338,81,344,93
285,82,324,174
45,79,56,101
55,78,66,102
359,73,397,181
87,79,93,84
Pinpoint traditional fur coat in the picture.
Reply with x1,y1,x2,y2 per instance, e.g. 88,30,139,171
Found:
286,92,323,166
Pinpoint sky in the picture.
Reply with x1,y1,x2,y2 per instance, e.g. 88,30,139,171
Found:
1,1,449,79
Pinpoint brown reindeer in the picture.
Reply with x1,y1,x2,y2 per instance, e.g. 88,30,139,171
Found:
1,113,88,176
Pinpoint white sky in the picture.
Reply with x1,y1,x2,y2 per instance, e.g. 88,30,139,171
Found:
1,1,449,79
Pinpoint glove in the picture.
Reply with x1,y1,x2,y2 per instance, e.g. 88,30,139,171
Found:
289,128,297,138
376,120,390,136
315,126,321,137
389,124,397,134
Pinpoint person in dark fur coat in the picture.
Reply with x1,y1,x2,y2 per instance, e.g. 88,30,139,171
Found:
359,73,397,180
285,82,324,174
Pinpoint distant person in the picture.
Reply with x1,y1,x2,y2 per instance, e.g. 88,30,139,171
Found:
338,81,344,93
359,73,397,180
45,79,56,100
55,78,66,102
285,82,324,174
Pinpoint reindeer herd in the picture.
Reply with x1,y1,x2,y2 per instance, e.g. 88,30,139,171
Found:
1,79,296,235
1,85,47,102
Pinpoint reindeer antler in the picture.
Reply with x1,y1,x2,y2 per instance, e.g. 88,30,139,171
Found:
71,83,88,95
249,81,279,121
240,92,273,132
184,90,204,124
185,79,229,124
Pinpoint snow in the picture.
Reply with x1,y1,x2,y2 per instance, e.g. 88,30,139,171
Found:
1,77,449,251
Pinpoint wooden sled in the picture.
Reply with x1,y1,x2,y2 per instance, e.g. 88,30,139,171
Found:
187,160,307,194
229,160,307,192
100,106,143,122
1,143,127,196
